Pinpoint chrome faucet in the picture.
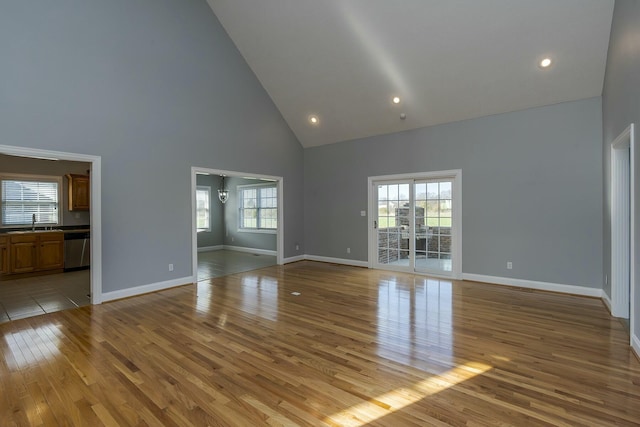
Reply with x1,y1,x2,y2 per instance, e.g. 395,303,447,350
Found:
32,213,36,231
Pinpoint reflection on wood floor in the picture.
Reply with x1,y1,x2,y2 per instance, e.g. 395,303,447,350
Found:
1,261,638,426
197,249,277,282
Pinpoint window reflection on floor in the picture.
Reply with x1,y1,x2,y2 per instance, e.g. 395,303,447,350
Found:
377,276,452,367
240,275,279,321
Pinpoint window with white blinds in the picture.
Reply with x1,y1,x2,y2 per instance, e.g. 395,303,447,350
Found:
238,184,277,231
1,176,61,226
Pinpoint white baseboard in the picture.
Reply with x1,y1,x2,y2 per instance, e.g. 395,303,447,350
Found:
462,273,603,298
102,276,194,302
305,255,368,268
602,291,613,313
224,245,276,256
283,255,305,264
197,245,223,253
632,334,640,360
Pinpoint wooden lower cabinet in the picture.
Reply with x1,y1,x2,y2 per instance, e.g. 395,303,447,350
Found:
0,236,8,275
38,233,64,270
10,234,37,273
4,232,64,277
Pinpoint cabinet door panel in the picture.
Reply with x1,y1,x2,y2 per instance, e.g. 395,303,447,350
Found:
39,239,64,270
11,242,37,273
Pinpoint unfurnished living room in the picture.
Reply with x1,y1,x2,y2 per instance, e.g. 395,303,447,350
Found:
1,0,639,425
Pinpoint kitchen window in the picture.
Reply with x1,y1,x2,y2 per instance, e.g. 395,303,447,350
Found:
0,174,62,227
196,186,211,232
238,184,277,232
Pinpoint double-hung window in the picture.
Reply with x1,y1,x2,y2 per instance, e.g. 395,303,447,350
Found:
1,174,62,227
238,184,277,232
196,186,211,232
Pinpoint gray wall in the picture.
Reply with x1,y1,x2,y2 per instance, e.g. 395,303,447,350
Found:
305,97,603,288
0,0,304,293
223,177,277,251
0,155,91,227
602,0,640,335
196,174,223,248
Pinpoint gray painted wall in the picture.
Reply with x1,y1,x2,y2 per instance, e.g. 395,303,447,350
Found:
0,155,91,227
305,97,603,288
223,177,277,251
0,0,304,293
602,0,640,336
196,174,223,248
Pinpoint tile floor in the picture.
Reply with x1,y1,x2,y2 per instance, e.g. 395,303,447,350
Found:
197,249,277,282
0,250,272,324
0,270,90,324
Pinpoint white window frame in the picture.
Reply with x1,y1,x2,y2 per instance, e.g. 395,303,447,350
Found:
238,183,278,233
0,173,63,228
196,185,211,232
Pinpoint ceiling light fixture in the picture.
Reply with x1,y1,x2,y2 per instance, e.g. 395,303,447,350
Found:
218,175,229,204
392,96,401,104
309,115,319,125
539,57,552,68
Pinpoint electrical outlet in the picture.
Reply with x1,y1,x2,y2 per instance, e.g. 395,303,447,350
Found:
168,263,174,272
507,261,512,270
360,211,366,217
347,247,351,254
231,237,234,242
605,275,608,285
296,244,299,251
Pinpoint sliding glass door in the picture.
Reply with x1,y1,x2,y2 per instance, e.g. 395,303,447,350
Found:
372,172,459,277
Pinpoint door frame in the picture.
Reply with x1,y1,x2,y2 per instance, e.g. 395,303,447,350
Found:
190,166,284,284
0,144,102,304
367,169,462,279
610,123,635,342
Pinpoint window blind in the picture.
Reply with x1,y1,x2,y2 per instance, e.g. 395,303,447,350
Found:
1,179,60,225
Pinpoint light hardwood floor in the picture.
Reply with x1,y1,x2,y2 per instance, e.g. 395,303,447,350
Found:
1,261,638,426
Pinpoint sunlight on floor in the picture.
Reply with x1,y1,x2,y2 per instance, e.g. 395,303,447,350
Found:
324,361,492,426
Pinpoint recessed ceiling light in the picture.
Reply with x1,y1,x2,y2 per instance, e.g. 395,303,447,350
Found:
392,96,401,104
539,58,552,68
309,115,319,125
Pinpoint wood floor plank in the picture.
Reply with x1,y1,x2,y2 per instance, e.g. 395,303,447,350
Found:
1,261,639,426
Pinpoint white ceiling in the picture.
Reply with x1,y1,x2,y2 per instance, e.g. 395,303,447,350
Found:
207,0,614,148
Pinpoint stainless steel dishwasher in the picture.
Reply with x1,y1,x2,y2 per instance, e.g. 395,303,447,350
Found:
64,231,90,271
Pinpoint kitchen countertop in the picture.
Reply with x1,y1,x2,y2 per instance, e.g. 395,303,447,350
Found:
0,228,90,235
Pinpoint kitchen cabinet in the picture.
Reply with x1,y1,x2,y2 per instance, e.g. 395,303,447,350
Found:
38,233,64,270
0,236,8,275
10,234,37,273
6,232,64,276
67,174,90,211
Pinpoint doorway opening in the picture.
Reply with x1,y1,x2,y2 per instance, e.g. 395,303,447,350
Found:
610,123,635,342
190,167,283,284
368,170,462,279
0,144,102,322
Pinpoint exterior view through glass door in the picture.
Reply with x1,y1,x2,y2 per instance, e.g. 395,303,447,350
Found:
372,172,459,277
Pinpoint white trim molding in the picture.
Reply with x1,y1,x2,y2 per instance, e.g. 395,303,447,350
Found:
191,167,285,297
610,123,635,343
305,255,369,268
197,245,224,253
283,255,305,264
0,144,103,305
224,245,276,256
462,273,603,298
632,334,640,361
602,291,612,314
102,276,194,302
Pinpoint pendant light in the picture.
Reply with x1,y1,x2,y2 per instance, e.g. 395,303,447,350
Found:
218,175,229,203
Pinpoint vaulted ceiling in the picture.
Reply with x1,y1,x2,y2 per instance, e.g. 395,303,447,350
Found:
207,0,614,148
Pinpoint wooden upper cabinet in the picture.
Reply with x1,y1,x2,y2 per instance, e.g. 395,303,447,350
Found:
67,174,90,211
